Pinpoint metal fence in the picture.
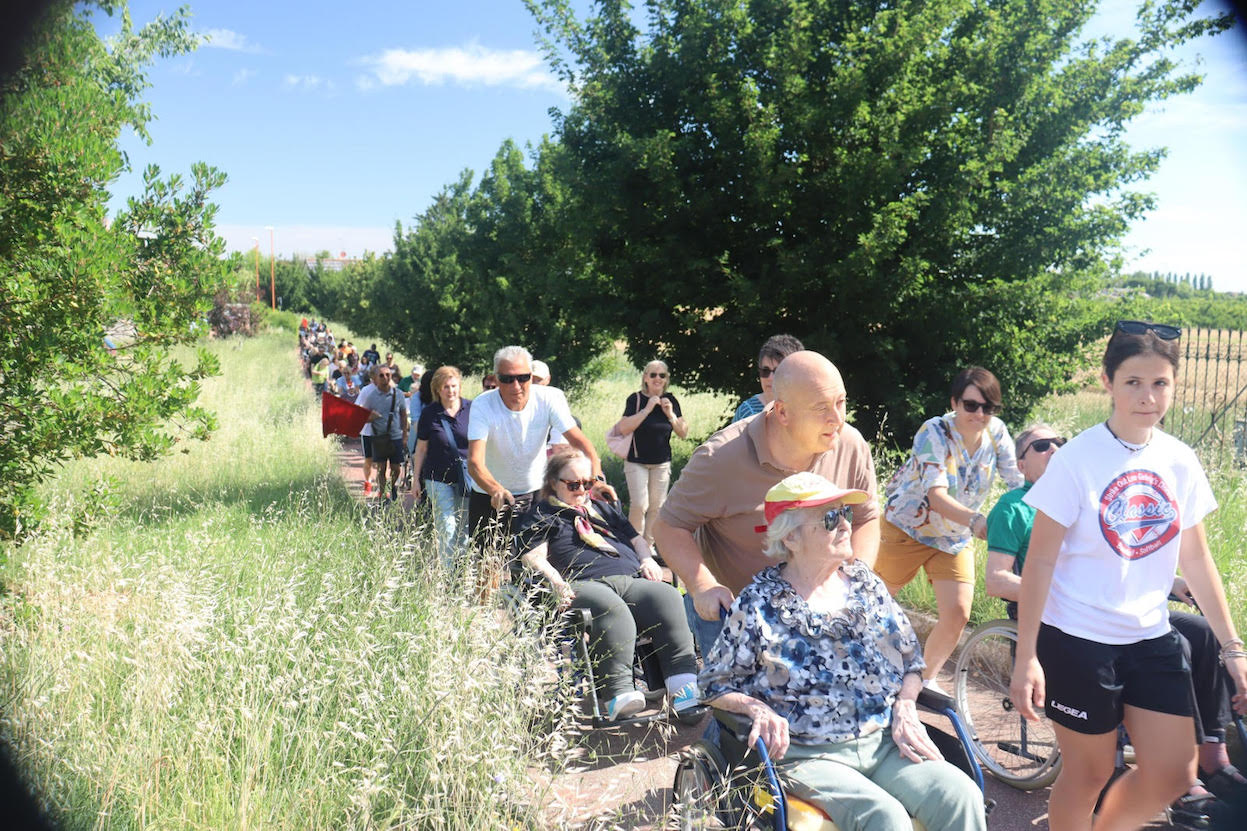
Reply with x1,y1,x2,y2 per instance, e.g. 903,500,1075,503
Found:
1167,328,1247,462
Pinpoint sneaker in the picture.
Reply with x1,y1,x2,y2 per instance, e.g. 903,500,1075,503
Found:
605,690,646,721
669,681,700,715
922,678,949,697
363,481,373,497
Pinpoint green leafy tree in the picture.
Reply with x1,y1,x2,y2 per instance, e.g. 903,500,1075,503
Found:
310,255,381,331
369,139,615,393
271,256,315,313
529,0,1230,436
0,1,228,537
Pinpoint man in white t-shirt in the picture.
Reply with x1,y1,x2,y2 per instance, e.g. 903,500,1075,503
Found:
467,346,616,556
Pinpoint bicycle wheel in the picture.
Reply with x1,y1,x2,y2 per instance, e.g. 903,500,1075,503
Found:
955,619,1061,790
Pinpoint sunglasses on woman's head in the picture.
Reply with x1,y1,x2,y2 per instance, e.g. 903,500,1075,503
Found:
497,373,532,385
559,478,596,492
959,399,997,415
1021,436,1067,458
648,372,667,379
1116,320,1181,340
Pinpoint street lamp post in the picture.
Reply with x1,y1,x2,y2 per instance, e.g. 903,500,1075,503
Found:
250,236,260,301
265,226,276,310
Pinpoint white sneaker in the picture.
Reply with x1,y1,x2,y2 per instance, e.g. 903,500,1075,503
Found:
605,690,646,721
922,678,949,697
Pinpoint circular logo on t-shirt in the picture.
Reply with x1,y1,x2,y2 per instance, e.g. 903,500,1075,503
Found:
1099,470,1180,560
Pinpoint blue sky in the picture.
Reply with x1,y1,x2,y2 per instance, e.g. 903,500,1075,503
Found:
102,1,1247,291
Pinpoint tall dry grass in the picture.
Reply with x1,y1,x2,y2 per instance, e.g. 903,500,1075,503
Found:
1,326,553,829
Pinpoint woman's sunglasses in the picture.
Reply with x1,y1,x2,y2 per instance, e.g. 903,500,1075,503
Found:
1021,436,1067,458
817,505,853,530
959,399,998,415
648,372,667,379
1116,320,1181,340
559,478,596,492
758,366,776,378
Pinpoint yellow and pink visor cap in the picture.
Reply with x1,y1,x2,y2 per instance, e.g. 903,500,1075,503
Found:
763,471,868,526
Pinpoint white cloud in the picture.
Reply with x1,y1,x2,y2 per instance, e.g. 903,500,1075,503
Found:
358,43,561,92
203,28,262,54
232,68,256,86
284,74,335,93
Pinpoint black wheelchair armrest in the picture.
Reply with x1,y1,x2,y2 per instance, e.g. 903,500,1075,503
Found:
917,686,956,713
710,706,755,739
561,606,593,630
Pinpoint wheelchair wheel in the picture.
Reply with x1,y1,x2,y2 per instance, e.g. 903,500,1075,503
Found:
955,619,1061,790
672,741,738,829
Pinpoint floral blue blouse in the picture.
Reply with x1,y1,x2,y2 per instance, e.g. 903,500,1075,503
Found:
698,560,925,745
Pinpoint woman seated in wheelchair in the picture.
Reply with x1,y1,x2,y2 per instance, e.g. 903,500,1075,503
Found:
515,449,700,721
699,472,987,831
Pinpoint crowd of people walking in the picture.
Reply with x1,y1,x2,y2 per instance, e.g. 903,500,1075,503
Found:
297,318,1245,830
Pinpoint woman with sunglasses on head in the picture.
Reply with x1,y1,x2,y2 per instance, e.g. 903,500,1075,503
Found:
1010,321,1247,831
614,360,689,543
515,449,700,721
700,472,986,831
875,366,1023,691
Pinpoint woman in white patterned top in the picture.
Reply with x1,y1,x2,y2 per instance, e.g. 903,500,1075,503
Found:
874,367,1022,691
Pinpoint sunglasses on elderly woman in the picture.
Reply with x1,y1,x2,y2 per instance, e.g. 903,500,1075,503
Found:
809,505,854,530
959,399,997,415
648,372,667,379
497,373,532,385
1116,320,1181,340
559,478,596,492
1021,436,1067,458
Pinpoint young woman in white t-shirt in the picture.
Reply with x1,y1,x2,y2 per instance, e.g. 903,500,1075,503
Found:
1009,320,1247,831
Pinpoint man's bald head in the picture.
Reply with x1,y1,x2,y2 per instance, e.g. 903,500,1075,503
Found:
772,351,848,459
772,351,844,403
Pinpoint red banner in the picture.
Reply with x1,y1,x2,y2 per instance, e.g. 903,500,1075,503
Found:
321,392,372,438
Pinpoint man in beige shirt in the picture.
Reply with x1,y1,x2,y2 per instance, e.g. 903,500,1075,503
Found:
654,351,879,653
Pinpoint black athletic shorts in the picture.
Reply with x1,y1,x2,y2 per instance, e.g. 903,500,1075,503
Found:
1037,622,1196,735
361,435,373,459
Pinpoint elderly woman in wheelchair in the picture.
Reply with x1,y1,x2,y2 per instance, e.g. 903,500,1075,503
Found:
695,473,987,831
515,449,700,722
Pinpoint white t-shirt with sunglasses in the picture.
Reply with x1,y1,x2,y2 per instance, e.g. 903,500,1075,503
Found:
468,385,577,494
1023,424,1216,643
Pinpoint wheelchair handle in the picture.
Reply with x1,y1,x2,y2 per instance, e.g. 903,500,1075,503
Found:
1168,591,1201,612
752,736,788,830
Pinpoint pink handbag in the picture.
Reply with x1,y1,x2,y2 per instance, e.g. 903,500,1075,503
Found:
606,393,639,457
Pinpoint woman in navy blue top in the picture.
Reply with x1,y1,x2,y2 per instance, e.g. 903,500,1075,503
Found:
411,366,472,568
